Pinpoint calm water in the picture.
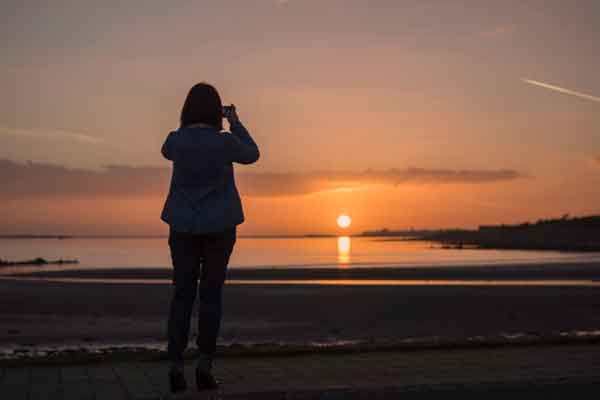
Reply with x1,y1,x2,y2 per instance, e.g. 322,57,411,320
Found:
2,236,600,275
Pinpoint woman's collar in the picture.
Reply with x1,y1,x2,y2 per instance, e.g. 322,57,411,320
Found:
185,123,214,129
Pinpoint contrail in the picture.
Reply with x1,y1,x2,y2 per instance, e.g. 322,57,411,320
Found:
522,78,600,103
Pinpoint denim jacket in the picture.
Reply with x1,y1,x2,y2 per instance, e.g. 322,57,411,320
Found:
160,122,259,234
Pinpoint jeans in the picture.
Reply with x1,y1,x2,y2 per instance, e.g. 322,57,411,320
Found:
167,225,236,365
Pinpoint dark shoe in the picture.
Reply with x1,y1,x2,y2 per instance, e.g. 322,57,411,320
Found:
195,366,218,391
169,367,187,393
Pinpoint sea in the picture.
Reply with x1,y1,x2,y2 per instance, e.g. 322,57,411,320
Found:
2,236,600,277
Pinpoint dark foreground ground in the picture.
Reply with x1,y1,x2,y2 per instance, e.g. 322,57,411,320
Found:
2,266,600,346
3,264,600,397
3,344,600,399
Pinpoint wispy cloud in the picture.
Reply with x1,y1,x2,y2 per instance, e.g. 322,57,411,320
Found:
0,159,524,199
522,79,600,103
0,127,103,144
239,168,523,197
480,25,515,38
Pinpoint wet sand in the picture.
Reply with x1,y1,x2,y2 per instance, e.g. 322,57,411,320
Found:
11,261,600,281
2,262,600,347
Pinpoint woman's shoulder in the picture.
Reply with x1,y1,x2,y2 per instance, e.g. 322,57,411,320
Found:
173,128,232,155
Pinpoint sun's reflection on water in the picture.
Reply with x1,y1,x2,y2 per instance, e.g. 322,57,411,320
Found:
337,236,351,264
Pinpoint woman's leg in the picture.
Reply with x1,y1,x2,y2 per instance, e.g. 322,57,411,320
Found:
167,229,203,367
196,226,237,357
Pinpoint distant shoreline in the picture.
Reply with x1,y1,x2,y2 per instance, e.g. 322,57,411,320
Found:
367,214,600,252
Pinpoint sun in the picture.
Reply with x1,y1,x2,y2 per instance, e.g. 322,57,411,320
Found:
337,214,352,229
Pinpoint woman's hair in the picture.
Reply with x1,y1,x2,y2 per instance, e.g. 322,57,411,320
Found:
180,82,223,130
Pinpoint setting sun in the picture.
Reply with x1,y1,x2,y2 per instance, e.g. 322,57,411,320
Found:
337,215,352,229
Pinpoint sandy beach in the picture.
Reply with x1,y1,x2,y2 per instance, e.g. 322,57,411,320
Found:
4,343,600,399
2,262,600,350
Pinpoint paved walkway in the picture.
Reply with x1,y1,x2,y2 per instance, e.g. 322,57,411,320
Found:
2,344,600,399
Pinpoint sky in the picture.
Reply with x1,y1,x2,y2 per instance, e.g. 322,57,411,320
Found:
1,0,599,235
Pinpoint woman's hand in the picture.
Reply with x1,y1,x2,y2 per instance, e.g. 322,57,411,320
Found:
223,104,240,126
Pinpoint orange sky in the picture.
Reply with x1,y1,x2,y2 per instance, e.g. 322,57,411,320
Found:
1,0,599,235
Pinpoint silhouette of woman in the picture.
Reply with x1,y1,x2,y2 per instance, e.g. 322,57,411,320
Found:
160,83,259,393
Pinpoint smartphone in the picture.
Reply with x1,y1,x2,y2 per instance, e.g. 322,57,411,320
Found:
222,105,234,116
